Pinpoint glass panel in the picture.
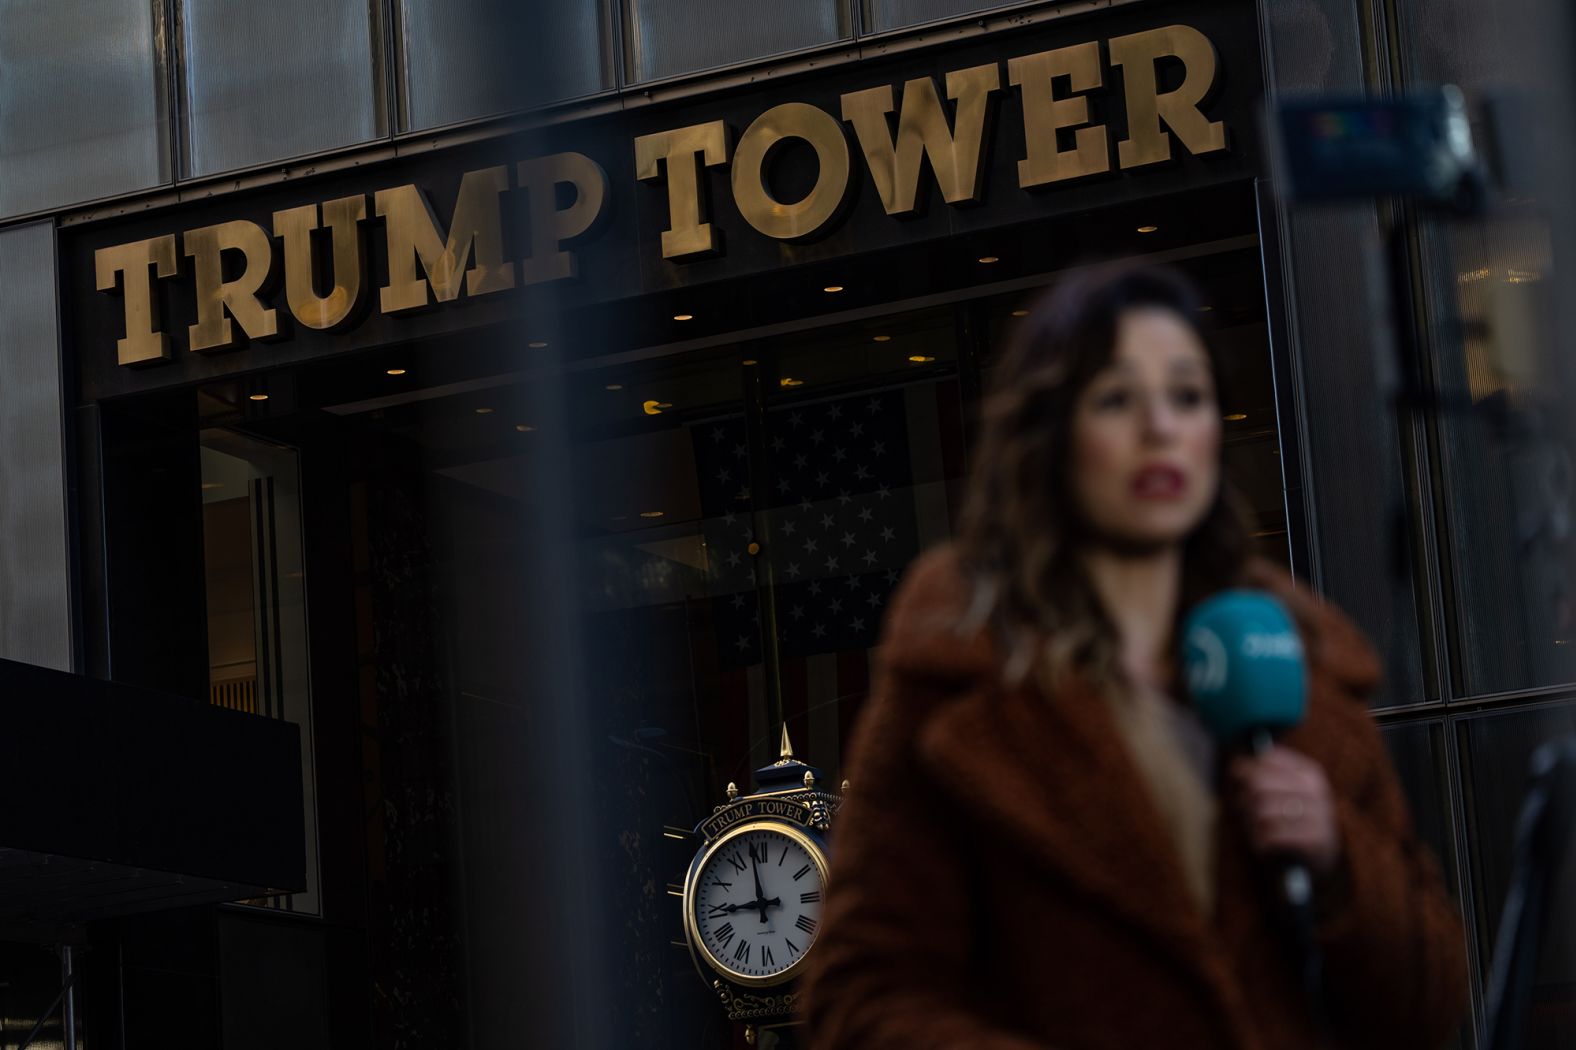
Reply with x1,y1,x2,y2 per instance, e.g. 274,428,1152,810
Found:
1418,214,1573,694
1264,0,1428,707
1458,702,1576,1049
1381,720,1460,897
200,430,321,915
0,939,81,1048
624,0,848,83
1383,719,1466,1050
0,222,71,670
399,0,610,130
1396,0,1574,695
180,0,379,177
863,0,1026,34
0,0,168,217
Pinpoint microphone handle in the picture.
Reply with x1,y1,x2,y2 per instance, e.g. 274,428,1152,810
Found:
1246,727,1328,1034
1247,728,1318,909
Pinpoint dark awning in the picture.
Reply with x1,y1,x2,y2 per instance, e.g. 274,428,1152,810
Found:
0,658,304,937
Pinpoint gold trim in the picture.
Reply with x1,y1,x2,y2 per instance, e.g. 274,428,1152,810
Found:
682,819,831,988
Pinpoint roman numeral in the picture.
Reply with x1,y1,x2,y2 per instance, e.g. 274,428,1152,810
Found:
761,945,776,968
795,915,818,935
799,890,821,904
785,937,800,956
749,842,767,864
708,903,730,918
778,845,789,866
710,878,733,889
726,851,747,874
792,863,812,881
714,922,734,948
733,939,751,964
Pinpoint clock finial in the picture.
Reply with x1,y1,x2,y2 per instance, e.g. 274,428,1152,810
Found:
779,723,795,761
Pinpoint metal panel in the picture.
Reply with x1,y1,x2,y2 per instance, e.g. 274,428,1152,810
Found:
862,0,1025,34
624,0,847,83
399,0,610,131
180,0,380,177
0,223,71,672
0,0,168,218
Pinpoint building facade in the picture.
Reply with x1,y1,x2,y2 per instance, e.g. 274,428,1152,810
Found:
0,0,1572,1047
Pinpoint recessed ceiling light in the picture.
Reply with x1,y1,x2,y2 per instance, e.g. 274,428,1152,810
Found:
642,400,665,415
528,340,548,348
780,377,804,388
386,368,407,376
908,355,936,363
741,358,759,366
515,423,536,432
640,510,665,518
1224,413,1248,421
475,407,494,415
977,256,999,264
823,285,844,293
673,313,694,321
1136,225,1159,234
1011,309,1028,317
872,335,892,343
605,383,623,391
200,482,222,491
248,393,269,402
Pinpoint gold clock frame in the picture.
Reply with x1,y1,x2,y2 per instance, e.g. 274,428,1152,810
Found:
682,818,832,988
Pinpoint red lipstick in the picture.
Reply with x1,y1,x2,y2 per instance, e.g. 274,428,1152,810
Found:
1130,464,1185,500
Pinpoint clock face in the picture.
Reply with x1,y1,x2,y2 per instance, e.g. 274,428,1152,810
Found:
690,822,827,983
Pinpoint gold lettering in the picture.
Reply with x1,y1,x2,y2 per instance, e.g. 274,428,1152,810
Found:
272,195,367,331
634,121,729,259
841,63,1001,215
517,152,609,284
732,102,851,241
1108,25,1226,169
375,166,516,313
1010,43,1110,187
95,235,178,366
184,220,278,352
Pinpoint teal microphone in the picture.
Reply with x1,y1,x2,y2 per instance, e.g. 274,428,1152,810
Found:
1180,589,1308,755
1181,588,1324,1017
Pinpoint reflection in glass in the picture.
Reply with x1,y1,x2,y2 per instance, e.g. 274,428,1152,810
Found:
624,0,848,83
0,0,168,217
200,430,321,915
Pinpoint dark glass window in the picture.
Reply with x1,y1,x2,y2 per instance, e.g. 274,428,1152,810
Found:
1457,702,1576,1049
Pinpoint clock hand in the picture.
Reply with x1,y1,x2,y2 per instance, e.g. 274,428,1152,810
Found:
749,847,770,923
722,896,780,914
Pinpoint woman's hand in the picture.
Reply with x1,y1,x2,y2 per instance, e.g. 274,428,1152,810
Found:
1228,746,1342,877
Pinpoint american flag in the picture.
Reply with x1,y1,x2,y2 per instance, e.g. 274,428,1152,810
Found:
688,379,965,779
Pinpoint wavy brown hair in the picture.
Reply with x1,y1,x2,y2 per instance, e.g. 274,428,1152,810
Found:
955,261,1254,692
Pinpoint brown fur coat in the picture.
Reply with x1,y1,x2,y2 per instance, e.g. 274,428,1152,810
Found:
800,546,1467,1049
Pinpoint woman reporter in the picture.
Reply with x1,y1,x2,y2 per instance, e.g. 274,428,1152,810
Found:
799,263,1466,1049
